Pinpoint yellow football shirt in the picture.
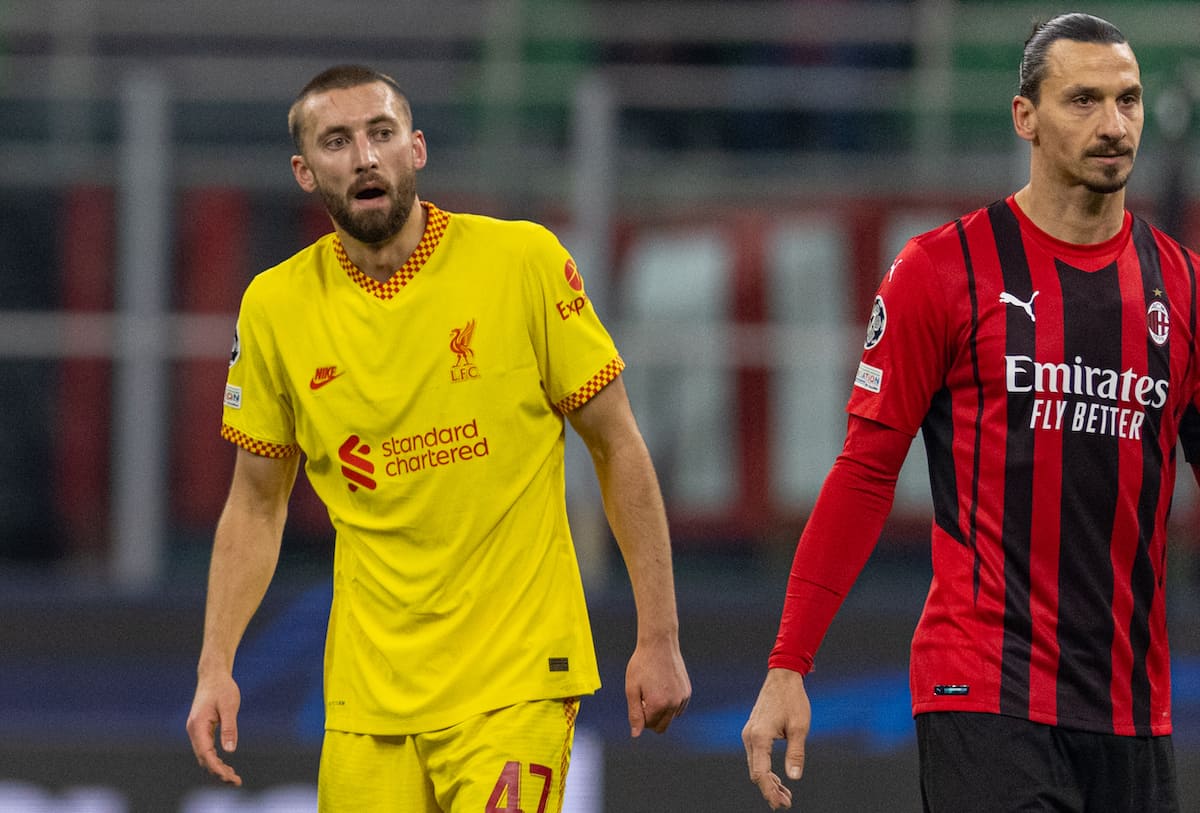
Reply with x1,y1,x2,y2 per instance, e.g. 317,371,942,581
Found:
221,202,621,734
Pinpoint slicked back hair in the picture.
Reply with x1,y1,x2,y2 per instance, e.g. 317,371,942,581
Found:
288,64,411,152
1019,13,1128,104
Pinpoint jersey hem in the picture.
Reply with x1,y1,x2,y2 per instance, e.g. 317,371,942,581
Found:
910,701,1173,737
323,680,600,737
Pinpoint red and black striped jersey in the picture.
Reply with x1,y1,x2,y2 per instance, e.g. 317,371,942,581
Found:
848,196,1200,736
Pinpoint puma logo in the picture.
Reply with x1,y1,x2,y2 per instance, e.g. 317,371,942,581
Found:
999,290,1039,323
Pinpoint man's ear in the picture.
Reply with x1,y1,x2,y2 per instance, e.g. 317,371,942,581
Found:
291,154,316,192
1012,95,1038,144
411,129,428,171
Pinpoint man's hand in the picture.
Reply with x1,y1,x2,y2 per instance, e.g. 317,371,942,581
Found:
741,668,812,810
186,673,244,787
625,639,691,737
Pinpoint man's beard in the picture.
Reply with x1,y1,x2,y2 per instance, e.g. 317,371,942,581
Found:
1084,176,1129,195
1083,146,1134,195
319,173,417,245
1084,163,1131,195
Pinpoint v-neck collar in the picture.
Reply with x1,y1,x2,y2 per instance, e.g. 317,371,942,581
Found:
333,201,451,300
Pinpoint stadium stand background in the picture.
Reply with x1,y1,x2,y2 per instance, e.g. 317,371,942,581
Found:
1,1,1199,809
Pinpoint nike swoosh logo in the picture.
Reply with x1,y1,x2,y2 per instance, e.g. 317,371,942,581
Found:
309,372,345,390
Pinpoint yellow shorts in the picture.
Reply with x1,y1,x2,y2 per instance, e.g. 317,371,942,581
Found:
318,698,579,813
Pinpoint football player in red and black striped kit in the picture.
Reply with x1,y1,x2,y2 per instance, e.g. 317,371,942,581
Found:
744,12,1200,812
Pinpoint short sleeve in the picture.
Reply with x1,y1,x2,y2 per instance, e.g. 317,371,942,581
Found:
520,226,623,412
220,281,300,457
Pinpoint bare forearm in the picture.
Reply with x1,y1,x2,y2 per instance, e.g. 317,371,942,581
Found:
569,377,689,733
593,441,680,643
197,450,297,677
197,509,284,676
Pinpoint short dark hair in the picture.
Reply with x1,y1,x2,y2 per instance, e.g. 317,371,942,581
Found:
288,64,411,152
1019,13,1127,104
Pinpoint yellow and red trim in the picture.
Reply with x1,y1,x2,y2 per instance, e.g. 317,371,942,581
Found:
334,201,451,301
556,357,625,413
220,423,300,458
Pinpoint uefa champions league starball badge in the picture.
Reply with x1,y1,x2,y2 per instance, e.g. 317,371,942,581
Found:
864,295,886,350
229,324,240,367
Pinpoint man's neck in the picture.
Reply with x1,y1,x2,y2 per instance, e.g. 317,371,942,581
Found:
336,198,427,283
1012,183,1126,245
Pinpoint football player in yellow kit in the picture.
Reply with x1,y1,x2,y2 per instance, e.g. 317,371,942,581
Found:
187,64,690,812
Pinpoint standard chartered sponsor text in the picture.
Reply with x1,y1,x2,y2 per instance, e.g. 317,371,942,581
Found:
380,419,490,476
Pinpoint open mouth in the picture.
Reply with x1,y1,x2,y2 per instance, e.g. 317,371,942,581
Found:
354,187,387,200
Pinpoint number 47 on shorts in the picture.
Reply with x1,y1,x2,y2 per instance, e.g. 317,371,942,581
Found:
486,761,554,813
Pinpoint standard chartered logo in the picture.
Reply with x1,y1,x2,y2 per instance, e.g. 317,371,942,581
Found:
338,420,491,490
339,435,377,491
380,419,490,477
1005,355,1169,440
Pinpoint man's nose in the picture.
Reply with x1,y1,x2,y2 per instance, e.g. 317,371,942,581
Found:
352,133,379,170
1096,100,1128,141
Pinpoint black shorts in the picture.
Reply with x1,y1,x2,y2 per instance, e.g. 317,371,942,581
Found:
916,712,1178,813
